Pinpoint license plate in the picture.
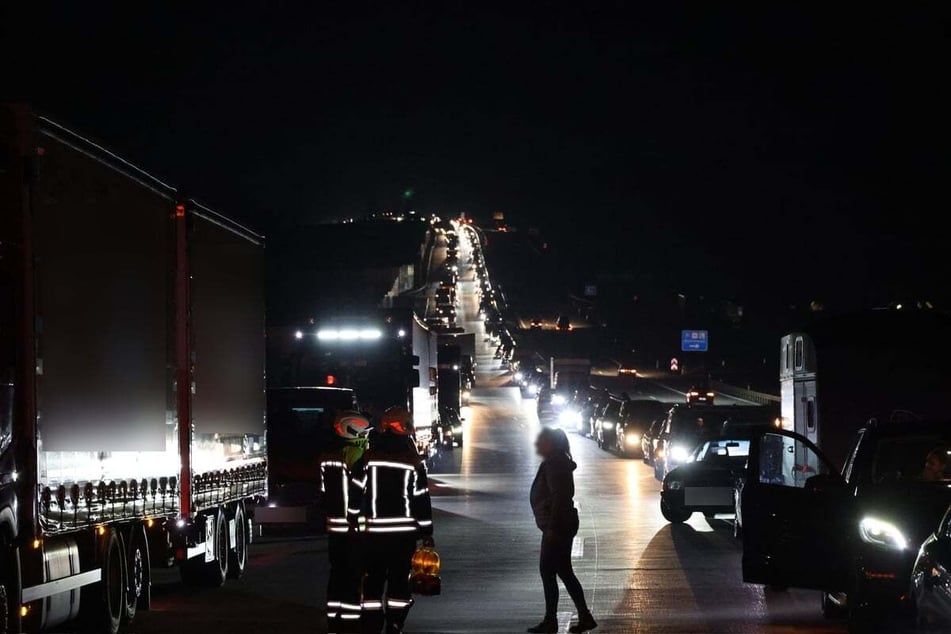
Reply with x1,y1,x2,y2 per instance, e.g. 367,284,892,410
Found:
684,487,732,507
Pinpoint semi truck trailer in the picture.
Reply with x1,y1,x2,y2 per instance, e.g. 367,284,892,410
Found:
0,105,266,633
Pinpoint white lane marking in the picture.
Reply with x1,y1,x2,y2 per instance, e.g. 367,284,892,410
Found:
571,536,584,558
558,611,574,633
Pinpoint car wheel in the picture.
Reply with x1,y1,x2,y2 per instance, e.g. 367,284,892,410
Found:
821,592,847,620
660,500,691,523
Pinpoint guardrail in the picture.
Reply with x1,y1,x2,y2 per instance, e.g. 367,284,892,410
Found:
710,380,780,405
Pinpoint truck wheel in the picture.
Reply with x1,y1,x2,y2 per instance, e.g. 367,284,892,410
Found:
124,524,150,624
0,542,20,634
227,504,248,580
660,500,691,523
94,528,125,634
181,509,229,587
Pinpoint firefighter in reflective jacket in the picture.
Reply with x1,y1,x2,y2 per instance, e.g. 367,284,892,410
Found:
358,406,434,634
318,410,371,633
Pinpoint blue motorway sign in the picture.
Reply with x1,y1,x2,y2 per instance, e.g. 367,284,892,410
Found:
681,329,709,352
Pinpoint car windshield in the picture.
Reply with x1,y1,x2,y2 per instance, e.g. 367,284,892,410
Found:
694,439,750,462
872,435,951,481
670,412,714,438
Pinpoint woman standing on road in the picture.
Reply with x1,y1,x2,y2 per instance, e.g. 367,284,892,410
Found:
528,428,597,633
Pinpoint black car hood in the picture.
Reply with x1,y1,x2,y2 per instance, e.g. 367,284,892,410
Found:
854,480,951,544
667,459,745,485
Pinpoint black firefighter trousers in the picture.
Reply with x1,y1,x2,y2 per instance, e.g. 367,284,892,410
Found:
327,533,363,633
360,533,417,634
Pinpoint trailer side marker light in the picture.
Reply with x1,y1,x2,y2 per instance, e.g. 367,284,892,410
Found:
19,605,28,618
146,518,155,528
175,204,186,218
326,374,336,386
96,525,106,536
31,538,41,550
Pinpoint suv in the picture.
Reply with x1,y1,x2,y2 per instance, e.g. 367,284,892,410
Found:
738,421,951,632
653,404,721,480
594,396,624,450
615,400,670,458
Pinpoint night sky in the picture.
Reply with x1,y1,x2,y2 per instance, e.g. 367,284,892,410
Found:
18,3,951,309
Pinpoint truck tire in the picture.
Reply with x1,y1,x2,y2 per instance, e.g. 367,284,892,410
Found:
92,528,125,634
181,509,229,587
0,544,19,634
227,504,248,580
124,524,150,624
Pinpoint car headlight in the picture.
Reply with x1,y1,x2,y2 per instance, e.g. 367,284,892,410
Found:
552,394,567,406
626,433,640,445
515,371,524,381
558,409,582,426
667,480,683,490
601,421,614,430
527,384,538,395
670,445,690,463
859,517,908,550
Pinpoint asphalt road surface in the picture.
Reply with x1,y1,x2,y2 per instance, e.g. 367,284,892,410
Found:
134,230,844,634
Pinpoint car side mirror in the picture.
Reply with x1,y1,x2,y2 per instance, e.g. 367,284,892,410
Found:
804,473,844,493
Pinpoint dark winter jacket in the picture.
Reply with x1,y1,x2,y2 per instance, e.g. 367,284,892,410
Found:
530,454,579,536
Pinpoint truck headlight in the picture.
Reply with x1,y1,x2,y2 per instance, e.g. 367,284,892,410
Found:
670,445,690,463
552,394,567,406
859,517,907,550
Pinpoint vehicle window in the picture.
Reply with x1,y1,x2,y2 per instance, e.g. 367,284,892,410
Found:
697,440,749,461
805,398,816,430
871,435,951,481
842,430,864,482
758,433,829,487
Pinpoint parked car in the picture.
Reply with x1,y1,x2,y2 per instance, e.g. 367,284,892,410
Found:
642,418,666,465
616,400,671,458
661,437,752,523
594,396,625,449
686,385,715,404
654,404,722,480
738,421,951,633
435,407,465,448
911,504,951,630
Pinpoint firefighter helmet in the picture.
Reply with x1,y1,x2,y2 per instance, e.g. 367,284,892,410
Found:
380,406,414,435
334,411,371,439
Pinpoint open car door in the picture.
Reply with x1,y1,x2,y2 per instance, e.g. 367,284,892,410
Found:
741,429,848,592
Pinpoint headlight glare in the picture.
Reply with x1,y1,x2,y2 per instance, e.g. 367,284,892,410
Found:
670,445,690,463
859,517,907,550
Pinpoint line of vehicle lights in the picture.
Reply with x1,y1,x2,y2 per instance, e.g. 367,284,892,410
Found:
294,328,389,341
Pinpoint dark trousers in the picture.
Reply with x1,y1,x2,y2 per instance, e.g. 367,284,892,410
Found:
540,534,590,621
361,533,417,634
328,533,363,633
